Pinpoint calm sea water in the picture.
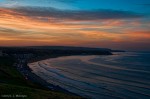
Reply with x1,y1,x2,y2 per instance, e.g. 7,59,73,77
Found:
28,52,150,99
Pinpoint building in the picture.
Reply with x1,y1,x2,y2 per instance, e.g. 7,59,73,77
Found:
0,50,3,56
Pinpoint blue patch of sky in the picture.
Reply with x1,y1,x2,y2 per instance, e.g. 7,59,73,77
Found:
72,0,150,13
1,0,150,14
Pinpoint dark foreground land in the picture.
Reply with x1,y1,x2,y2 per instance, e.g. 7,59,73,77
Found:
0,46,112,99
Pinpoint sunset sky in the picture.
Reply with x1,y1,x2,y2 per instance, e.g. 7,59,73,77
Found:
0,0,150,51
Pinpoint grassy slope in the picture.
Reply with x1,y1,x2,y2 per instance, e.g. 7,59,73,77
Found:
0,56,81,99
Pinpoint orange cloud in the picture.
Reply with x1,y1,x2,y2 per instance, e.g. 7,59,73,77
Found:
0,8,150,51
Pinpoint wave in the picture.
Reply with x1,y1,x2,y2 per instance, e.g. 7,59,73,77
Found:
28,52,150,99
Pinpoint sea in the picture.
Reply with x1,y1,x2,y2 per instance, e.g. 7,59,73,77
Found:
28,52,150,99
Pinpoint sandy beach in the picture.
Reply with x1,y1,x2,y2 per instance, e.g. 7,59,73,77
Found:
16,55,80,96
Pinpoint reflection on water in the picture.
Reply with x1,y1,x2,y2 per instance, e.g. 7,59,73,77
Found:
28,52,150,99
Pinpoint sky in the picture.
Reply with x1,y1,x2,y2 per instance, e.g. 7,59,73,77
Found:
0,0,150,51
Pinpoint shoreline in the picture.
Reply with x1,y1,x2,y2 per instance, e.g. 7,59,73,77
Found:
20,53,113,98
18,55,82,97
1,46,113,98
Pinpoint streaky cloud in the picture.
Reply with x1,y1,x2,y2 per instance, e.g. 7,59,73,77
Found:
140,4,150,6
9,6,144,21
5,0,77,3
54,0,78,3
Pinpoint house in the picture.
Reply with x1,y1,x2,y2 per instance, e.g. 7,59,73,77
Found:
0,50,3,56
